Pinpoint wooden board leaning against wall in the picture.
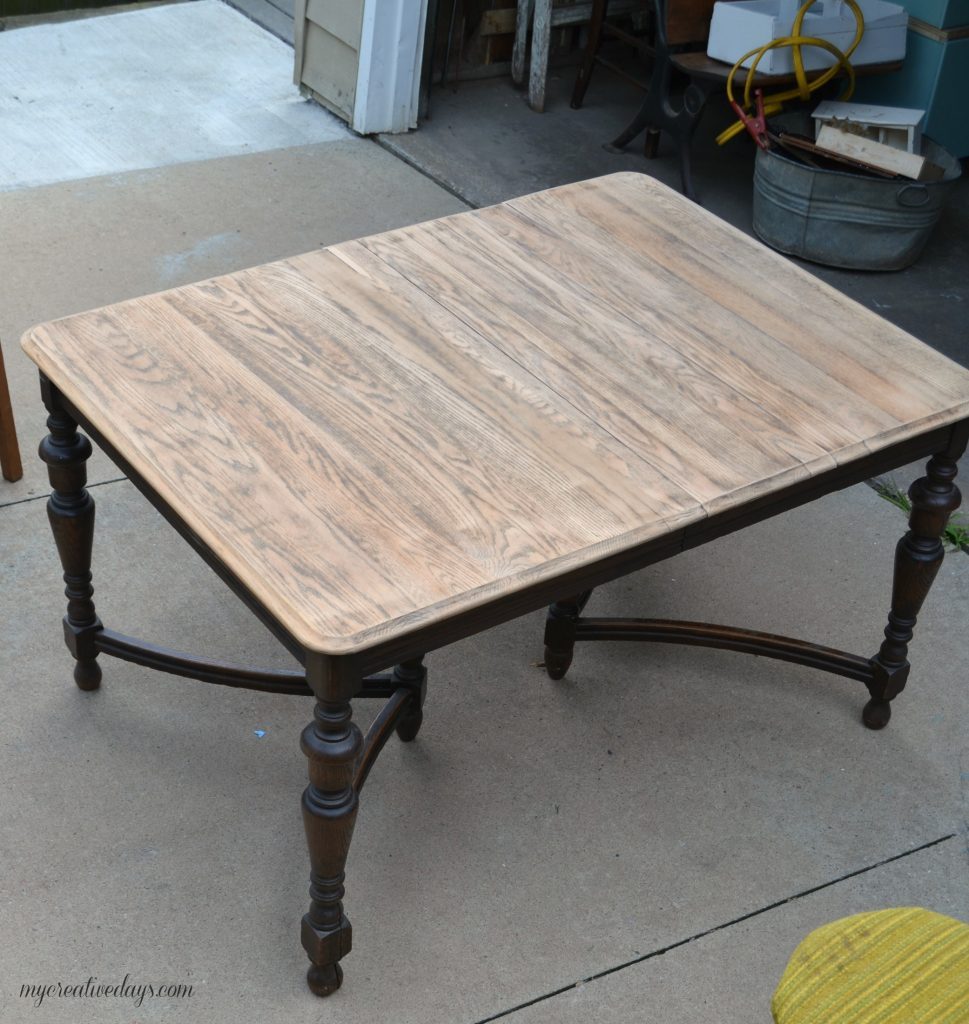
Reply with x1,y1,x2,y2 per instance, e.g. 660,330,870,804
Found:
433,0,596,82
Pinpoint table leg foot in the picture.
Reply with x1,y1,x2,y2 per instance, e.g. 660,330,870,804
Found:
862,696,891,730
393,656,426,743
300,699,361,996
395,706,423,742
39,378,103,691
307,962,343,997
544,591,592,679
866,452,961,728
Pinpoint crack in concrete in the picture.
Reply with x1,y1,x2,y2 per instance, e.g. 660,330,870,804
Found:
472,832,958,1024
0,475,126,511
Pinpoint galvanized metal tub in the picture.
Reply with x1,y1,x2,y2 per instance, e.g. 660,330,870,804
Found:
752,126,962,271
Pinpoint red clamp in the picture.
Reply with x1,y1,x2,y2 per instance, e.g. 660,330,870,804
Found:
730,88,770,150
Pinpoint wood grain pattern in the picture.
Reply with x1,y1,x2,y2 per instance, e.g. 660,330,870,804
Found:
22,173,969,655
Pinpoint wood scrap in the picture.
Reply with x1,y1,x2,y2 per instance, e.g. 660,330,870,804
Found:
815,125,945,182
768,130,896,178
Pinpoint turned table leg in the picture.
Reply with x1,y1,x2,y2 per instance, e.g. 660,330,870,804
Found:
39,380,102,691
392,656,426,742
865,452,962,729
0,340,23,482
300,698,362,996
544,590,592,679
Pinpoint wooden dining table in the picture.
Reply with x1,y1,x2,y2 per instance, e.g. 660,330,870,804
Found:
21,172,969,997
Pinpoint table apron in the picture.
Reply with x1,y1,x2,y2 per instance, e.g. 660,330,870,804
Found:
56,386,967,680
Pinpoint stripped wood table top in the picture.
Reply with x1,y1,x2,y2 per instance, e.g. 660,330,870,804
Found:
22,173,969,656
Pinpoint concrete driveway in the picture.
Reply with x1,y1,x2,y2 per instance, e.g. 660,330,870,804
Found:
1,4,966,1022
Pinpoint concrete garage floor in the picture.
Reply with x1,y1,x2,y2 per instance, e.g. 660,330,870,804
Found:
1,6,968,1024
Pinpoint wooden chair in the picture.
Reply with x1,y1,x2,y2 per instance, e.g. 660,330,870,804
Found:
571,0,653,110
513,0,642,112
0,339,24,483
592,0,902,201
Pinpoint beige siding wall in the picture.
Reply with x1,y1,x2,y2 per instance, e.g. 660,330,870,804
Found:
295,0,365,123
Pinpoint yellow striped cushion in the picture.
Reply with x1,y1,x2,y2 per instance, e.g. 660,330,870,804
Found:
772,907,969,1024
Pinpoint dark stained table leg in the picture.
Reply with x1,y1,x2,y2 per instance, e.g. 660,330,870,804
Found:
39,377,102,691
300,696,362,996
865,451,963,729
0,340,23,482
301,656,427,994
392,655,427,742
544,591,593,679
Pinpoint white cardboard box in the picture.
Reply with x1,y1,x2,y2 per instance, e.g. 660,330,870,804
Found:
707,0,908,75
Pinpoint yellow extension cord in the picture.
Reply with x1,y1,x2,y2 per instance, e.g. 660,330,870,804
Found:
716,0,865,146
